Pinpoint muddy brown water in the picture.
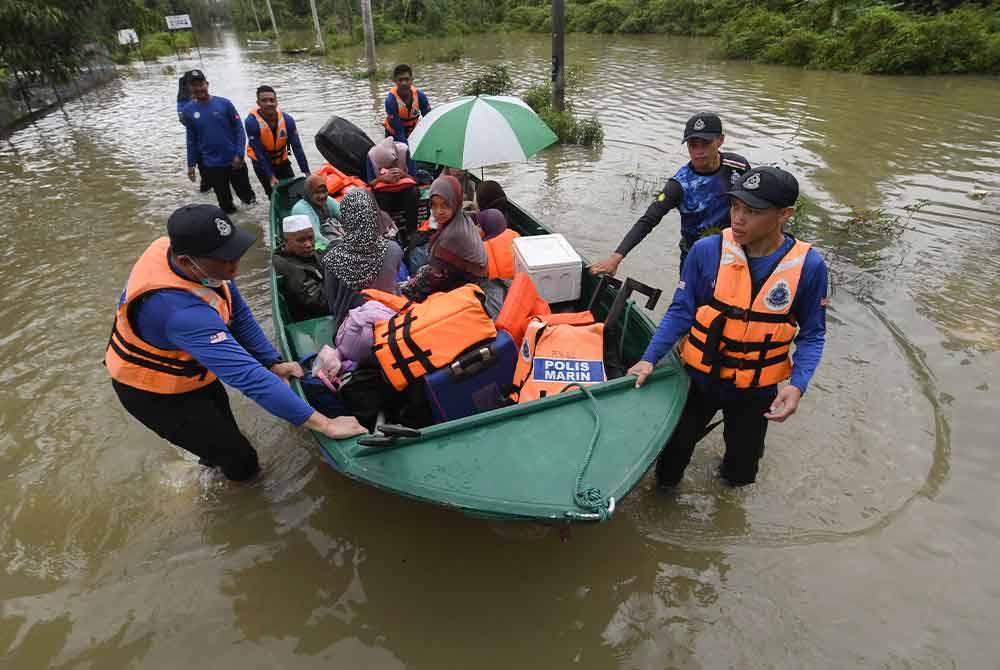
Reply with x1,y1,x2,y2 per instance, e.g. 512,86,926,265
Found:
1,30,998,669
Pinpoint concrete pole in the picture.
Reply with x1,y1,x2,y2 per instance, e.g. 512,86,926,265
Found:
551,0,565,112
264,0,280,40
360,0,377,76
309,0,325,52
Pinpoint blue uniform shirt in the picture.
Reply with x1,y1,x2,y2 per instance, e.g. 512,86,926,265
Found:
385,89,431,142
244,111,311,179
672,153,750,246
642,233,828,397
181,96,246,168
129,260,315,426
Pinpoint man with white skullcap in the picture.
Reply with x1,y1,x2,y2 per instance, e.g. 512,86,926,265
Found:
273,214,330,321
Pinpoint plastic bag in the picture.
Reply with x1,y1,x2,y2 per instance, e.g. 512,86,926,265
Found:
311,344,343,392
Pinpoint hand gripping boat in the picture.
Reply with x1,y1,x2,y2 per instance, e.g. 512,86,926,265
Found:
268,177,688,523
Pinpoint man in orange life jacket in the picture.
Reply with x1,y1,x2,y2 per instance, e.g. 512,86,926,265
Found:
106,205,365,481
245,85,311,198
629,167,828,487
384,64,431,143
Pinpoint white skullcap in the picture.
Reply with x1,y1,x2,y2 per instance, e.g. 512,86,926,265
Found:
282,215,312,234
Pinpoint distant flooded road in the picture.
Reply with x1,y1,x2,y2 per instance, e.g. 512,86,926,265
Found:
1,30,998,668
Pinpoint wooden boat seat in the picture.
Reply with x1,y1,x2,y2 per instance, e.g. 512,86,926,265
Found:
285,316,335,359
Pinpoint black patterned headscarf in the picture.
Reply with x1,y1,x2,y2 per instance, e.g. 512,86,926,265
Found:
321,189,389,290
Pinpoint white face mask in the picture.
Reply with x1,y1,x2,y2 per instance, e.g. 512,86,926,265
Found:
185,257,225,288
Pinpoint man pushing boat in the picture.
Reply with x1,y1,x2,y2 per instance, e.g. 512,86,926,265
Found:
106,205,365,481
629,167,828,487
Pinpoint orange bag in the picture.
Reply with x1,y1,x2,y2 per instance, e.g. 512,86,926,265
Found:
372,284,497,391
495,273,551,346
315,164,368,200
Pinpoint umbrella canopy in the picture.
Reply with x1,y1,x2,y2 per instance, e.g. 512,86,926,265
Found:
408,95,558,170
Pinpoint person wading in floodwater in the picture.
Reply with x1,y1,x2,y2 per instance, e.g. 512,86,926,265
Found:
105,205,365,481
244,85,311,199
180,70,257,214
590,112,751,275
629,167,828,487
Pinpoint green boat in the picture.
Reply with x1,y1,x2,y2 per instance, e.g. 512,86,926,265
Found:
267,177,688,523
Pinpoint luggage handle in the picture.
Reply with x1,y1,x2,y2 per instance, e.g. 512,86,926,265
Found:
605,277,662,326
447,342,496,381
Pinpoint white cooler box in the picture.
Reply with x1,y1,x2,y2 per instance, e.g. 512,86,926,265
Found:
512,233,583,304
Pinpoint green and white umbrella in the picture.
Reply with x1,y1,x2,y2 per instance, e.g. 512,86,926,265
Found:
408,95,558,170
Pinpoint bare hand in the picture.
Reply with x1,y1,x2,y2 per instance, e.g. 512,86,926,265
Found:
628,360,654,388
187,167,196,182
386,168,402,184
589,253,623,276
764,385,802,422
231,155,243,169
270,361,304,385
321,415,367,439
269,174,279,187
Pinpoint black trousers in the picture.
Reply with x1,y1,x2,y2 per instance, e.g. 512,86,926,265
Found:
112,379,260,481
251,159,295,198
656,380,778,487
374,186,420,245
202,162,256,213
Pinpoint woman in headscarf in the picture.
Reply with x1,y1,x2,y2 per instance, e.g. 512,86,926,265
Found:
364,137,420,240
321,189,403,294
401,175,487,301
475,180,509,220
290,174,343,251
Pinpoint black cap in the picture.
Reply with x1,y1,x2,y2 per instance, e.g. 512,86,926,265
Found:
726,166,799,209
186,69,206,82
167,205,256,261
682,112,723,143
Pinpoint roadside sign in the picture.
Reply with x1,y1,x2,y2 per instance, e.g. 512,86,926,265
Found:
117,29,139,45
165,14,193,30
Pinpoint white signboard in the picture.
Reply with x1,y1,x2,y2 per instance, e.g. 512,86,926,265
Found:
117,28,139,45
165,14,192,30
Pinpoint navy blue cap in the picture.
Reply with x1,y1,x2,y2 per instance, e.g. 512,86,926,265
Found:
167,204,255,261
682,112,723,143
726,167,799,209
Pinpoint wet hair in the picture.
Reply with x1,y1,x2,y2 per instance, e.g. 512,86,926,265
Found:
393,64,413,79
256,85,276,99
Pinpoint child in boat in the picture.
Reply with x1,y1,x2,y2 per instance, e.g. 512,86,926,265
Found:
400,175,486,302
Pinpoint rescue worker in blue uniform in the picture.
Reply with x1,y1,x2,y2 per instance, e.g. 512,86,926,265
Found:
176,70,210,193
590,112,750,275
383,64,431,142
180,70,257,214
106,205,365,481
244,85,311,198
629,167,828,487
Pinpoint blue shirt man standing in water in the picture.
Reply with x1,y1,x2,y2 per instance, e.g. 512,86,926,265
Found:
590,112,750,275
629,167,828,488
180,70,257,213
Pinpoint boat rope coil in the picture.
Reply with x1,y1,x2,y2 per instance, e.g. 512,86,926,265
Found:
564,383,613,521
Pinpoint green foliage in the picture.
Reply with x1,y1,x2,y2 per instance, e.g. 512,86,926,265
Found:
460,64,513,95
521,81,604,146
568,0,632,33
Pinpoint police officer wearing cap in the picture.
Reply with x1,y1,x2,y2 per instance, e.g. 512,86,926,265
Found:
590,112,751,276
106,205,365,481
629,167,828,487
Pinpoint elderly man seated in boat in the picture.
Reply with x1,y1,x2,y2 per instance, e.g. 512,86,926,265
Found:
273,215,329,322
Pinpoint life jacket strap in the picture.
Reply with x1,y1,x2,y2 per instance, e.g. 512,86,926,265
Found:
107,325,208,379
384,312,435,384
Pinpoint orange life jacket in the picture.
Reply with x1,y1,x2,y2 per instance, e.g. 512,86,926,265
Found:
360,288,412,313
246,107,288,165
680,229,810,388
383,86,423,136
372,284,497,391
495,273,551,346
105,237,233,394
484,228,520,280
314,164,369,201
512,315,606,404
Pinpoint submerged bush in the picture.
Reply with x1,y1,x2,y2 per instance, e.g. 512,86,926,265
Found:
461,64,514,95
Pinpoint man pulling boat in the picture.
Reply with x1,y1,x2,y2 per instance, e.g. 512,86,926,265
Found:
629,167,828,487
106,205,365,481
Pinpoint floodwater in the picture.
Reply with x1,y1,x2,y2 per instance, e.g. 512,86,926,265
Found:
1,30,998,668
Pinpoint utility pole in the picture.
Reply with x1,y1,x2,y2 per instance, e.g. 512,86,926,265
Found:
360,0,377,77
264,0,280,40
249,0,263,34
309,0,325,52
551,0,565,112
